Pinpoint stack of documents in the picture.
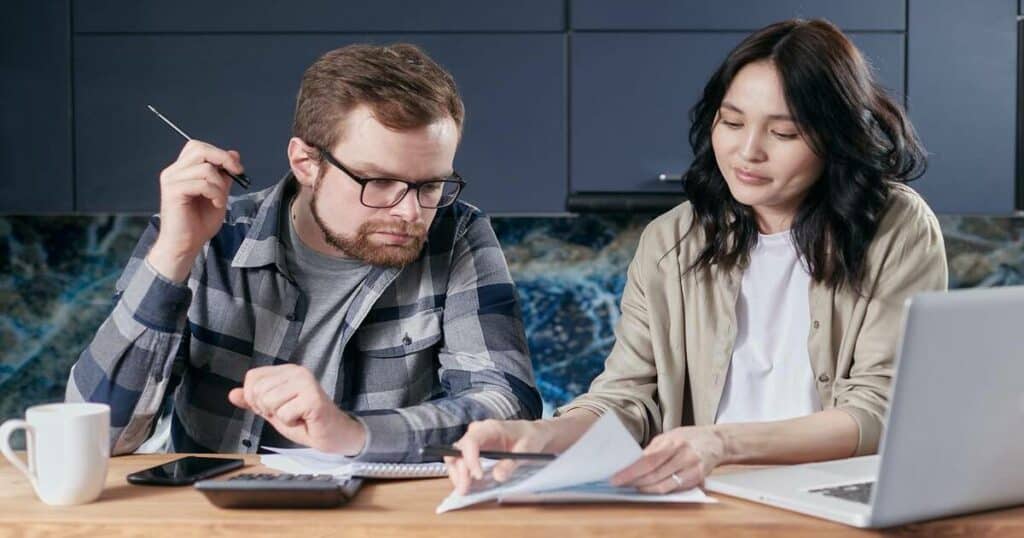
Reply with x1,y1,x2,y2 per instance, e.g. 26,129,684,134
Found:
436,413,717,513
259,413,716,512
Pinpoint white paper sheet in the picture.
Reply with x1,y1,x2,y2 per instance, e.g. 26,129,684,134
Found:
501,481,713,504
436,413,716,513
261,446,352,473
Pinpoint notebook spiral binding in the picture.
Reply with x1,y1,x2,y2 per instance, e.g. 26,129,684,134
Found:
355,461,448,479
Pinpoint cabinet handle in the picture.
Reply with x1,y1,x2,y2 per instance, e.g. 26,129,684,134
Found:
657,173,682,182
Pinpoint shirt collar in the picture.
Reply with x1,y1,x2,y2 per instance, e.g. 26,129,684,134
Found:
230,173,296,273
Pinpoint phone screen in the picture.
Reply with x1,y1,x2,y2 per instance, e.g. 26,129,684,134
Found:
130,456,243,484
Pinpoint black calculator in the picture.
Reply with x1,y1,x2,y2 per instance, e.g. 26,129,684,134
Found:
194,473,364,509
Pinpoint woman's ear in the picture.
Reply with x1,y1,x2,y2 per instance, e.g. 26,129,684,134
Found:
287,137,320,188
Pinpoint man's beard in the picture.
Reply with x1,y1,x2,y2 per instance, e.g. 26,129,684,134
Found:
308,177,427,268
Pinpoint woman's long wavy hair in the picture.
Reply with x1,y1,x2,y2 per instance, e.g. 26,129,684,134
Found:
683,19,926,293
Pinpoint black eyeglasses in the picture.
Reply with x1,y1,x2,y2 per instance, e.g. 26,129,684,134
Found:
316,146,465,209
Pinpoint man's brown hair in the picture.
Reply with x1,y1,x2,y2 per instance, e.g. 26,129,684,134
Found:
292,43,464,156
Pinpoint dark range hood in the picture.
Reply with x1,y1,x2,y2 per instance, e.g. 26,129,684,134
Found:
567,172,687,213
566,192,685,213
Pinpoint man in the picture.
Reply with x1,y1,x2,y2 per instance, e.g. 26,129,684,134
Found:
66,43,541,462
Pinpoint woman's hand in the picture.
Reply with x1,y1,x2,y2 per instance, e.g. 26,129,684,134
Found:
445,419,556,495
610,425,726,493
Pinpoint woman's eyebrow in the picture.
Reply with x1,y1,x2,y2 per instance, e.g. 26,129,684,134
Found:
721,101,793,121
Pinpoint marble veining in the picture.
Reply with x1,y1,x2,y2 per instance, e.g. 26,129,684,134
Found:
2,212,1022,434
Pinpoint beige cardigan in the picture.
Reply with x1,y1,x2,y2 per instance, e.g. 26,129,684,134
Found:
559,184,948,456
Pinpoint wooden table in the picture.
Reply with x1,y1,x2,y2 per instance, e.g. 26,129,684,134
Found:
1,454,1022,537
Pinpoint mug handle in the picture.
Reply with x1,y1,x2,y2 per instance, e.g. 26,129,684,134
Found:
0,419,37,489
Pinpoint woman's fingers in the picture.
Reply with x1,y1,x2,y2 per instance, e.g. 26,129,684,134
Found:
629,446,692,488
609,442,675,487
446,456,474,495
491,459,521,483
636,460,704,494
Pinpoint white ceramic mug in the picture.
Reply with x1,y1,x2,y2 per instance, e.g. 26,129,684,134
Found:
0,402,111,505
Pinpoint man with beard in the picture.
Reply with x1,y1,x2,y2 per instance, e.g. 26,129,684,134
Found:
66,44,541,462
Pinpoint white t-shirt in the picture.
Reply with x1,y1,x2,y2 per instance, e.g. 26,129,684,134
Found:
714,230,822,424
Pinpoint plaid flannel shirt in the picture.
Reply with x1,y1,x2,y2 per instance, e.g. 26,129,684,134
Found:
66,175,541,462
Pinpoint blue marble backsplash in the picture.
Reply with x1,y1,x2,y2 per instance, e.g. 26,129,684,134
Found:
2,212,1023,432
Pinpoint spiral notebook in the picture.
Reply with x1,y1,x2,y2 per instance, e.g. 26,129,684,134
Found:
260,446,461,479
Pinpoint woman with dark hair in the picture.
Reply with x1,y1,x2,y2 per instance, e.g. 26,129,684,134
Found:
446,19,947,494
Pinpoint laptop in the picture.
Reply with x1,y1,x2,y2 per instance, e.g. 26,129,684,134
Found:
705,286,1024,528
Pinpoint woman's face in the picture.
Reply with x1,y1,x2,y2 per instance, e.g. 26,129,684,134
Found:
711,60,825,233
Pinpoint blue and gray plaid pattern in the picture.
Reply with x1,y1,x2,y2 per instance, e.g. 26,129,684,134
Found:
66,176,541,462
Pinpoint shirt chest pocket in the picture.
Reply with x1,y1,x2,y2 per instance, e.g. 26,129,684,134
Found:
354,307,444,358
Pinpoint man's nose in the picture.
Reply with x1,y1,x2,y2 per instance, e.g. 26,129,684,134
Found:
389,189,423,222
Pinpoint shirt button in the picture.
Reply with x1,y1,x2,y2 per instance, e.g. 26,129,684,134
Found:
242,439,252,448
286,312,297,321
402,334,412,346
818,373,831,383
812,320,821,329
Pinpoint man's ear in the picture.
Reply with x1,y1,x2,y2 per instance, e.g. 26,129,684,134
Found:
287,137,320,188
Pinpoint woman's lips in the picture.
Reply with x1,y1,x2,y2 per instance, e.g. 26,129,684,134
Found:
734,167,771,184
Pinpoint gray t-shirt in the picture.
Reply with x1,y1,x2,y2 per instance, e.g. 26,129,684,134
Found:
261,196,372,449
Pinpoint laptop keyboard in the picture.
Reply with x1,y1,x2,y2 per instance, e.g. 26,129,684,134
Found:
808,481,874,504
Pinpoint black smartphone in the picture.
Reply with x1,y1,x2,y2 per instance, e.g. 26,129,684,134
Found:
126,456,245,486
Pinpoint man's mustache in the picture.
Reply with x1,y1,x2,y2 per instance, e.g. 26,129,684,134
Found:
362,220,427,238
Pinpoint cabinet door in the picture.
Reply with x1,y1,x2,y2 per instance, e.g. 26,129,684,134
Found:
906,0,1018,213
570,32,904,194
571,0,905,31
74,0,564,32
74,34,565,213
2,0,72,212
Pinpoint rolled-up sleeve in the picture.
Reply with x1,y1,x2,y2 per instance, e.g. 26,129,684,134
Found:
65,217,193,455
834,202,948,456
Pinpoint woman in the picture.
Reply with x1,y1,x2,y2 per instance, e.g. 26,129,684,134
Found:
447,18,948,495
